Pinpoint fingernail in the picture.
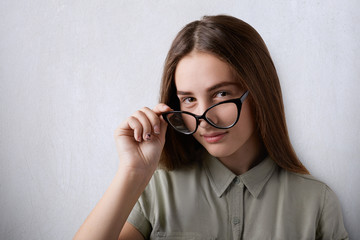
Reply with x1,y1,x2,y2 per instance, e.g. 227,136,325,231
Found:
137,136,142,142
145,133,151,141
154,125,160,134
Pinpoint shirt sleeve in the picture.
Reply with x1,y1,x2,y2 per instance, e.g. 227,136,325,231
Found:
316,185,348,240
127,200,152,238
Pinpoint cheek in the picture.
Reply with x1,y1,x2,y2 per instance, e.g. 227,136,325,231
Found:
225,102,255,139
192,131,202,143
237,103,257,134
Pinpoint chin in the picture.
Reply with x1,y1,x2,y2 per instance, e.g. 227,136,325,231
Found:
204,144,235,159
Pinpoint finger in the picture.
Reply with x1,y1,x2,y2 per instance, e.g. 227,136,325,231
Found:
132,110,153,141
114,118,135,138
139,107,162,135
152,103,173,115
114,116,144,142
153,103,173,134
126,116,143,142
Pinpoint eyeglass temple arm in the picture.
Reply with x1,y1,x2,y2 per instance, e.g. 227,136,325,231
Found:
240,91,250,103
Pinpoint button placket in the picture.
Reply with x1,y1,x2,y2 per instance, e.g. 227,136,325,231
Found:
229,177,245,239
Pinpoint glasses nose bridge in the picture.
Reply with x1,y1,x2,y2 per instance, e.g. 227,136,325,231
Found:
194,104,215,127
191,100,210,119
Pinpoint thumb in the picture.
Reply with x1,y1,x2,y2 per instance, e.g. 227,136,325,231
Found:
152,103,173,142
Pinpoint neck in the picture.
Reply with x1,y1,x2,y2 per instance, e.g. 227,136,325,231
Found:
218,131,267,175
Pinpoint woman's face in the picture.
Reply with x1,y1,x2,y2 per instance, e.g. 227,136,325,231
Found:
174,51,259,162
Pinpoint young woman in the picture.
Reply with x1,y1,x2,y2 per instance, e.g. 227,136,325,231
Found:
74,15,348,240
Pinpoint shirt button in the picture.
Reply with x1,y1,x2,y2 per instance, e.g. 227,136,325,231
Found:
156,232,166,237
233,217,241,225
234,177,240,184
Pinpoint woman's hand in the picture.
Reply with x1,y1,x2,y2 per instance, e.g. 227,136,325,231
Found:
74,103,173,240
114,103,172,173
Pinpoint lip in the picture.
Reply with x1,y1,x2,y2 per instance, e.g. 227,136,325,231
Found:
201,132,227,143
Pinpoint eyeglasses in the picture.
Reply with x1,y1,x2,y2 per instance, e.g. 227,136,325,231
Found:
162,91,249,135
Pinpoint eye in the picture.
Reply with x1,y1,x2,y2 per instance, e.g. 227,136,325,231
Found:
181,97,196,104
215,91,229,98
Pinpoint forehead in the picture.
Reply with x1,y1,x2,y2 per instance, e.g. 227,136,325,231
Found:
175,52,239,91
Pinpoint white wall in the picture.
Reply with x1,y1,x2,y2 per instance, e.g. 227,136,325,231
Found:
1,0,359,239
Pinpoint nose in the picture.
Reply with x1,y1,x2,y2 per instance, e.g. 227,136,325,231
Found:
192,101,208,117
198,118,210,128
197,103,213,129
205,109,219,126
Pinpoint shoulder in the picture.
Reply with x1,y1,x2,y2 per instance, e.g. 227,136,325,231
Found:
151,163,205,188
141,163,204,199
278,168,329,196
134,163,207,224
283,171,343,210
284,169,326,186
287,172,342,203
271,168,338,214
275,168,348,238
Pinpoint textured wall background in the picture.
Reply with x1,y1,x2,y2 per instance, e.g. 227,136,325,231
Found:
1,0,359,239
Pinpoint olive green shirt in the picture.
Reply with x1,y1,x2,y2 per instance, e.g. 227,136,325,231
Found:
128,155,348,239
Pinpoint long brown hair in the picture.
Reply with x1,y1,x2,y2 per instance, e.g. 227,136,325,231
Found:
159,15,309,174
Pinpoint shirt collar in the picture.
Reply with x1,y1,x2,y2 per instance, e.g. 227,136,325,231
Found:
204,153,276,198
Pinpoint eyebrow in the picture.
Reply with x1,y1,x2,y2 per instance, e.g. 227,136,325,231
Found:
177,82,239,95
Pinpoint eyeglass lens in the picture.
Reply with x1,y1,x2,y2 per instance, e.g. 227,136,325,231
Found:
166,101,238,134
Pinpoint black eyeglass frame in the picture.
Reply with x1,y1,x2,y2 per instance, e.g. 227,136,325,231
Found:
162,90,249,135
